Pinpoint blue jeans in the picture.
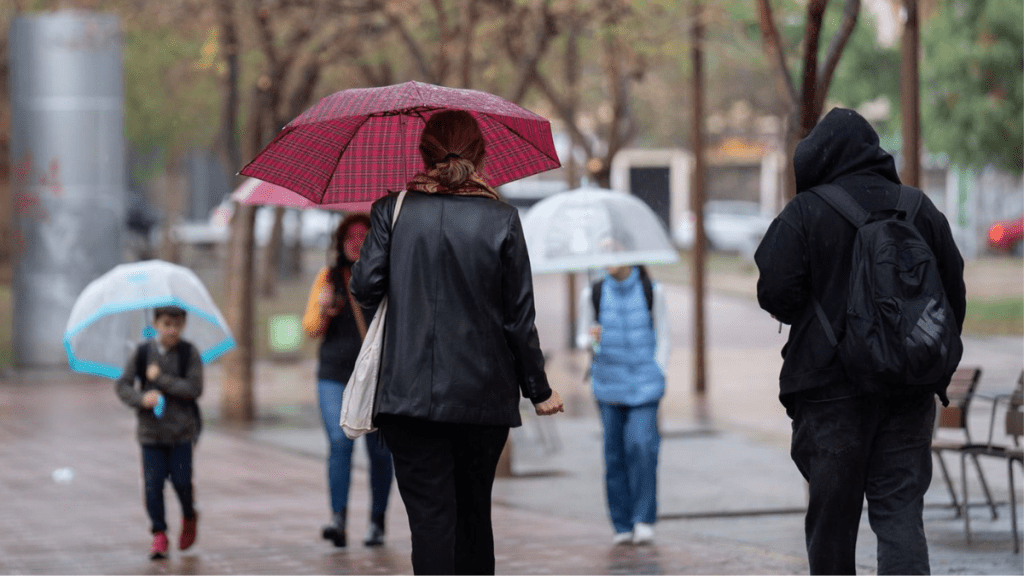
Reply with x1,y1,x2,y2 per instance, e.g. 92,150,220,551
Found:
790,388,935,575
141,442,195,534
598,402,659,534
318,379,393,517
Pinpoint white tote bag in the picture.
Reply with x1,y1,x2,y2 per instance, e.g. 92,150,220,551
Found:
340,191,406,439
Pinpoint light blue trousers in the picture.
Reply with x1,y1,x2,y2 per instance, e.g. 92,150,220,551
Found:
598,402,660,534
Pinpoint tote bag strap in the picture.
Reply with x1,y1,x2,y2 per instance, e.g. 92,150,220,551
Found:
348,190,405,341
391,190,407,228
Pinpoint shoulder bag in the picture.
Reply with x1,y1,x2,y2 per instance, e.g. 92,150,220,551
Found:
340,190,406,439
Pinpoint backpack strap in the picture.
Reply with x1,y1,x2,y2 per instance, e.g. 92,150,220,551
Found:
591,279,604,318
135,341,149,386
810,184,870,228
637,266,655,312
813,300,839,348
175,341,192,378
810,184,868,349
896,186,924,222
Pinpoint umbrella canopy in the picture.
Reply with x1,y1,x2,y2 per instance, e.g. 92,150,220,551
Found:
231,177,373,212
63,260,235,379
239,81,560,207
522,187,680,274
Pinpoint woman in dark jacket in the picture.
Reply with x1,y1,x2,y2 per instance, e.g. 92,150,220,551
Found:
350,109,564,575
302,213,392,548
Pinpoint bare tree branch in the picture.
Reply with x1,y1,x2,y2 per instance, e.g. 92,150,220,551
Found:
459,0,479,88
798,0,827,133
384,7,437,82
215,0,241,173
430,0,451,83
756,0,799,107
503,1,558,104
532,73,594,160
815,0,860,114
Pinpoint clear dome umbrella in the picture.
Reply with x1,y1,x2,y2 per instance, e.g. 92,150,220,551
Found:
62,260,235,379
521,186,679,274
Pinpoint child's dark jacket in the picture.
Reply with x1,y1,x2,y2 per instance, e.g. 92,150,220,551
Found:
115,339,203,444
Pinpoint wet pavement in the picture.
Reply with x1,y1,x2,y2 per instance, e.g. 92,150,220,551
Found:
1,275,1022,574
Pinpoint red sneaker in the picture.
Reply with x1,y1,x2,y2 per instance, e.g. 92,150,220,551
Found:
179,514,199,550
150,532,169,560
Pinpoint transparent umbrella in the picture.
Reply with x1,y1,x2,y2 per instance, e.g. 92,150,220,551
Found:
63,260,235,378
521,187,679,274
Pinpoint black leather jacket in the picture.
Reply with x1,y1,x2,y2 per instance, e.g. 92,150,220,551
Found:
350,191,552,427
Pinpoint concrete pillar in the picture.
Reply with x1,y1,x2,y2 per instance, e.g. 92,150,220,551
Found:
9,12,125,367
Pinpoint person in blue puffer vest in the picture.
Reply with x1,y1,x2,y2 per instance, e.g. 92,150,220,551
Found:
577,263,670,546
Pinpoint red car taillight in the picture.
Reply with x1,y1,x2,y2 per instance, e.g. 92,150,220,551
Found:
989,224,1005,244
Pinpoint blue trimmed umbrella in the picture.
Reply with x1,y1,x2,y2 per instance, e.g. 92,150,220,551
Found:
63,260,235,378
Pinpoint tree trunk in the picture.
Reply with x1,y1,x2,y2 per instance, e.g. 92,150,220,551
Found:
691,0,709,421
215,0,242,301
782,114,801,202
287,222,303,276
221,84,268,424
260,206,285,297
222,202,257,422
900,0,920,187
215,0,241,176
0,16,12,284
156,173,185,264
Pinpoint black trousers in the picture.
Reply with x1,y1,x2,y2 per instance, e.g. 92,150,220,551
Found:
378,415,509,575
790,387,936,575
141,442,195,534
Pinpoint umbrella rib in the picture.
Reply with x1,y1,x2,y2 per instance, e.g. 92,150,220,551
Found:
484,113,562,168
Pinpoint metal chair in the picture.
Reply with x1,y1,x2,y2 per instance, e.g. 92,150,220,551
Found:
930,367,998,518
961,371,1024,553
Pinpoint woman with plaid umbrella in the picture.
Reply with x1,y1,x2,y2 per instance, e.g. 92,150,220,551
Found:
350,110,564,575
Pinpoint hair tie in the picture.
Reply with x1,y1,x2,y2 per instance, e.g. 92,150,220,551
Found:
443,152,461,161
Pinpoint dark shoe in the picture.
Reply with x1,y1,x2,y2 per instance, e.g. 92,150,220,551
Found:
179,513,199,550
321,510,346,548
363,514,385,547
150,531,169,560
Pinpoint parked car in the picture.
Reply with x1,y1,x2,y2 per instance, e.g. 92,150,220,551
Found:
673,200,773,256
987,215,1024,256
168,201,341,250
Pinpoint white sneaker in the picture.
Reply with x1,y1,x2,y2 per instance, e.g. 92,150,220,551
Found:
632,523,654,545
611,532,633,545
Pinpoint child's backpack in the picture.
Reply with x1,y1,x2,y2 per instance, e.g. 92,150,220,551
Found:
810,184,963,389
591,266,654,321
135,340,202,435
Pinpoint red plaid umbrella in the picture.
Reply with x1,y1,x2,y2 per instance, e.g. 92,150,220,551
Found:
231,178,372,212
239,81,561,207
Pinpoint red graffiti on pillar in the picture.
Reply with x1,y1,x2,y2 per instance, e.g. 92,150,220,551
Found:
11,229,26,262
40,159,64,196
12,153,33,185
13,190,48,222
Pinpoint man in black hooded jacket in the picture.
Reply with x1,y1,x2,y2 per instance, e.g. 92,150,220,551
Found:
755,108,965,575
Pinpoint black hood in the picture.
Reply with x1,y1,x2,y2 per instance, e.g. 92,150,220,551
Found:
793,107,901,192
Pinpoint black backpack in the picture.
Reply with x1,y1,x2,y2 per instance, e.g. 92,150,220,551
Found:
810,184,962,389
135,340,202,435
591,266,654,320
